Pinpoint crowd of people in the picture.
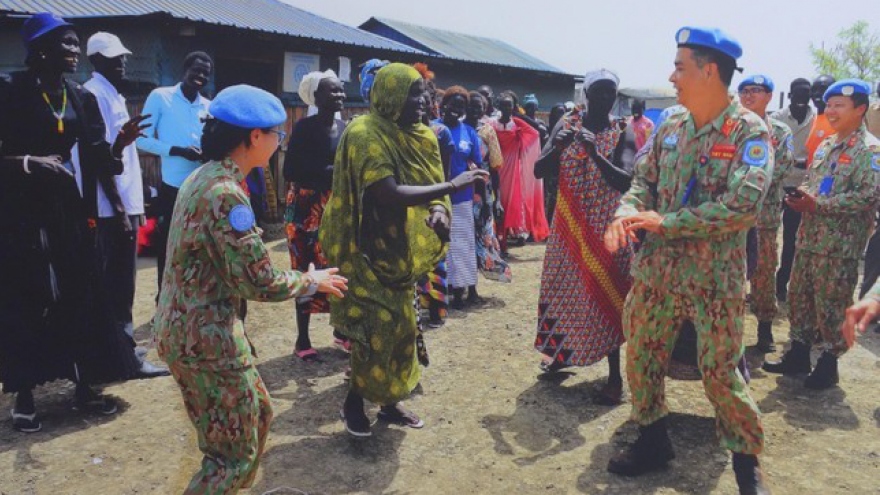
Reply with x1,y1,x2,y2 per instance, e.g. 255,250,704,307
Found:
1,12,879,495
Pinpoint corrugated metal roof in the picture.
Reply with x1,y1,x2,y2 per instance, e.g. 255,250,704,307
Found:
360,17,569,75
0,0,424,54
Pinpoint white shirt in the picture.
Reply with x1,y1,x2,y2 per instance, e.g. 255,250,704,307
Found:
84,72,144,217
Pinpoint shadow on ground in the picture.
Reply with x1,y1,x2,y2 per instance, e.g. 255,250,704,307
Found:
758,376,859,431
252,352,408,494
578,413,726,495
481,373,618,467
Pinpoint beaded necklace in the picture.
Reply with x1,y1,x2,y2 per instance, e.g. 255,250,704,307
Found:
37,78,67,134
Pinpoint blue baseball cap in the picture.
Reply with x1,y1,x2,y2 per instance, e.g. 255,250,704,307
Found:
21,12,72,45
738,74,774,93
675,26,743,61
822,78,871,103
209,84,287,128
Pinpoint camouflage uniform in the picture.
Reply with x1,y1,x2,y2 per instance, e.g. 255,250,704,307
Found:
788,125,880,357
616,101,772,455
751,117,794,321
154,158,313,494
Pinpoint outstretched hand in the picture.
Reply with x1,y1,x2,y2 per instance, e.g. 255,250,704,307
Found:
307,264,348,298
604,217,637,253
114,114,152,151
842,297,880,349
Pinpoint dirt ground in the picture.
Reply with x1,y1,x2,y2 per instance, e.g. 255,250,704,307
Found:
2,238,880,495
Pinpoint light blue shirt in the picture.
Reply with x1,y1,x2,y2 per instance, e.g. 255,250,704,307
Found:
137,83,211,188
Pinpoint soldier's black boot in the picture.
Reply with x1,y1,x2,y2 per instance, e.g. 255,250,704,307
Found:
755,321,775,353
732,453,771,495
804,352,839,389
607,417,675,476
762,340,811,375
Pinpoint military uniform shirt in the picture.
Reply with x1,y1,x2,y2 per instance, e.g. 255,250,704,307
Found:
758,116,794,230
155,158,311,370
796,124,880,260
616,101,773,298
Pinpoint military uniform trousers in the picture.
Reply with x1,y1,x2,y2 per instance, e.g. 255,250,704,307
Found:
789,251,858,357
168,360,273,495
751,228,779,322
623,282,764,455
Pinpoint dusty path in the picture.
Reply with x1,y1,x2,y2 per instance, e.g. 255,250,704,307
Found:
2,239,879,495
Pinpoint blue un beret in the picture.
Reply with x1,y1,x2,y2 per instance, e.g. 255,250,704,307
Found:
21,12,72,45
738,74,774,93
209,84,287,128
822,78,871,103
676,26,742,61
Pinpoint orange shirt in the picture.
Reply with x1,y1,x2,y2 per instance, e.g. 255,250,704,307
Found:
804,113,835,166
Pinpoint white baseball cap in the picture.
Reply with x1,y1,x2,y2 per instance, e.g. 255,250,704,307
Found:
87,32,132,58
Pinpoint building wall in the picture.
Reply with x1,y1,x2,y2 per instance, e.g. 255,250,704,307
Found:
0,15,574,220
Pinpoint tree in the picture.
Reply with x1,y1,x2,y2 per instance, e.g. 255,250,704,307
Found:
810,21,880,81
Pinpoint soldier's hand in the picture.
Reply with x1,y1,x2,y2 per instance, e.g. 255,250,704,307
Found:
604,217,636,252
784,189,817,213
308,264,348,298
625,211,665,234
842,298,880,349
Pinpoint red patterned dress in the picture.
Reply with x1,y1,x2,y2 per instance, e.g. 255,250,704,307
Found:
534,114,633,367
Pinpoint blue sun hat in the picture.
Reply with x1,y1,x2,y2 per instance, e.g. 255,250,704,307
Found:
21,12,72,45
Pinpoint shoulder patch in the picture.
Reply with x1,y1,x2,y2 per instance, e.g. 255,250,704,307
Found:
742,140,769,167
785,135,794,153
872,154,880,171
662,133,679,149
229,204,255,233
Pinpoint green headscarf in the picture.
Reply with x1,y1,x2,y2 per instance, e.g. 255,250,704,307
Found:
321,61,449,319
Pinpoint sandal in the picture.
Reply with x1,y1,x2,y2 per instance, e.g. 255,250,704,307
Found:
10,409,42,433
377,405,425,429
539,359,568,374
340,409,372,437
294,347,320,362
333,338,351,354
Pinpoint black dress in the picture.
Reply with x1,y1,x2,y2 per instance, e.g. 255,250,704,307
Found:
0,70,139,393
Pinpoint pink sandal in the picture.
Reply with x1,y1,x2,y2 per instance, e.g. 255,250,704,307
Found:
294,347,319,362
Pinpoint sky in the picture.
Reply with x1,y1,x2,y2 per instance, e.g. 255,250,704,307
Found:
284,0,877,105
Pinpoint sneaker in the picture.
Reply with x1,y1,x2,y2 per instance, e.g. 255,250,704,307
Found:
10,409,41,433
377,405,425,429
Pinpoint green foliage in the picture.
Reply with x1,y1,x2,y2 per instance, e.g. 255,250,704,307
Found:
810,21,880,81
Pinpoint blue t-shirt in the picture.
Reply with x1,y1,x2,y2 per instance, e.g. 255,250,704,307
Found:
435,120,482,204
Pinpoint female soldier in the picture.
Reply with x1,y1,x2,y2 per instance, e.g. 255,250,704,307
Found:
155,84,347,493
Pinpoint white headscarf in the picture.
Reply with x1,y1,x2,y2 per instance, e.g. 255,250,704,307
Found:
577,69,620,106
298,69,338,109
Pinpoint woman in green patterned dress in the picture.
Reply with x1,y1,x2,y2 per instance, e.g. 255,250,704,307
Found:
321,63,488,437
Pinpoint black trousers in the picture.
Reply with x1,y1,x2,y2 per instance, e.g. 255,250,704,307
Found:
155,183,180,300
96,215,142,336
776,204,802,296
